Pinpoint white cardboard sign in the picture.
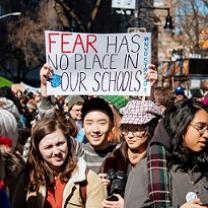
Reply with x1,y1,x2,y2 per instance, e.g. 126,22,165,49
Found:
45,31,151,96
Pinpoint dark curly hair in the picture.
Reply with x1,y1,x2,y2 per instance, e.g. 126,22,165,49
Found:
163,99,208,171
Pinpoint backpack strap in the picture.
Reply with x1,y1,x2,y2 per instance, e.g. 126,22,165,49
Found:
79,168,89,205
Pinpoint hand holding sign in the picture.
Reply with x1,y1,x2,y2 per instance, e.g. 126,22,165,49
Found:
145,64,158,87
49,74,62,88
40,64,53,86
40,63,53,96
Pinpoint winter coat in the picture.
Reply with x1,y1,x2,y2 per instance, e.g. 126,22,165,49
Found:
124,157,208,208
12,158,107,208
100,141,132,197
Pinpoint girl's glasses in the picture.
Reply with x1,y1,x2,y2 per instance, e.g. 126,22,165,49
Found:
190,122,208,135
121,126,147,137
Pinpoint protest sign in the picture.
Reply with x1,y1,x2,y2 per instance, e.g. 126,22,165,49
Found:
45,31,151,96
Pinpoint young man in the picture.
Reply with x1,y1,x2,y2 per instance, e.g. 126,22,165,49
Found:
81,97,116,174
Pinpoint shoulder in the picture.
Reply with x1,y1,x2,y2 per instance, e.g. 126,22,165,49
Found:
100,143,127,172
81,143,93,151
125,158,149,208
86,168,107,194
133,158,147,177
86,169,102,184
85,169,107,207
148,143,167,156
73,160,105,193
69,137,85,157
126,158,148,191
81,143,97,159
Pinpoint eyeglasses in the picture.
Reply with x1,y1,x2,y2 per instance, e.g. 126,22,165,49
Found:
190,122,208,135
121,127,147,137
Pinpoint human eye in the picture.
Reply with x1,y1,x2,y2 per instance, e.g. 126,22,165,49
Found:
99,122,107,125
85,122,93,126
57,140,66,146
98,119,108,125
44,144,53,149
195,122,207,130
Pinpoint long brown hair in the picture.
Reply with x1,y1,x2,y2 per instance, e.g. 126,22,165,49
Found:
27,110,77,191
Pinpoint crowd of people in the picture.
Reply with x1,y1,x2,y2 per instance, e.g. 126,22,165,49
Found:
0,63,207,208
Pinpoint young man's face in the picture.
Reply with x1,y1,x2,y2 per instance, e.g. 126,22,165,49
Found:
83,110,111,150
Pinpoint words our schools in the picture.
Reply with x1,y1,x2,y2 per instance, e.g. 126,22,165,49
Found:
45,31,151,96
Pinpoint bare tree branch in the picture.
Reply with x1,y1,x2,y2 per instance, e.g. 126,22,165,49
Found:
87,0,103,31
54,0,87,31
174,0,208,51
53,1,70,28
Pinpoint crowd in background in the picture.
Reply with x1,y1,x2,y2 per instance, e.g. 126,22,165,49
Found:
0,64,208,208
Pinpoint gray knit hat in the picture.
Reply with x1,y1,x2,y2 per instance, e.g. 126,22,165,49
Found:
66,96,84,110
0,97,20,120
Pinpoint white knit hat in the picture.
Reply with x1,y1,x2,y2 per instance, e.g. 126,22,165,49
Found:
0,109,18,150
0,97,20,120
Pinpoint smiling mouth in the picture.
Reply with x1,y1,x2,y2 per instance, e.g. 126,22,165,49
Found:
91,138,101,142
128,138,145,142
91,135,101,139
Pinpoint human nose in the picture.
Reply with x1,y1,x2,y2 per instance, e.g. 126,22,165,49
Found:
202,127,208,138
91,124,100,132
204,128,208,136
126,132,134,138
53,146,61,154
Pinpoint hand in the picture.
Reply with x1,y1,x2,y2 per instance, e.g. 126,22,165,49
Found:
145,64,158,87
180,198,207,208
40,63,53,86
98,173,110,187
102,194,124,208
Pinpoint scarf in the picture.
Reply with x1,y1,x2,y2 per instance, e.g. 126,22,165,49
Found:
147,119,172,208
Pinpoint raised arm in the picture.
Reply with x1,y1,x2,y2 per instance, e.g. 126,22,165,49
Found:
39,63,53,96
